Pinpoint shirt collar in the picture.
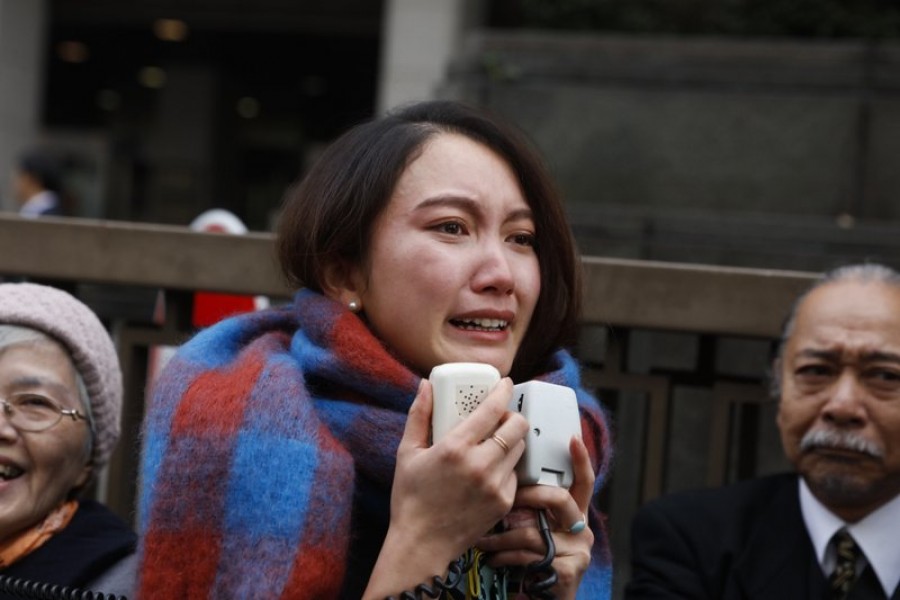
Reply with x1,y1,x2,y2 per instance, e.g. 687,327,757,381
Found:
19,190,59,218
799,477,900,597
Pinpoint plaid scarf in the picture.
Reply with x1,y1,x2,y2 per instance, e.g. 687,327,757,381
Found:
137,289,613,599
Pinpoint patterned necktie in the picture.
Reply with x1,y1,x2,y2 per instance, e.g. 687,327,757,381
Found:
829,529,862,600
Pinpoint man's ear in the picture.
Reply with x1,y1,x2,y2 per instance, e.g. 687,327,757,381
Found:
320,259,365,307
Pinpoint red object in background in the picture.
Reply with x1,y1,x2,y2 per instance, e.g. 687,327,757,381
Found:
192,291,257,327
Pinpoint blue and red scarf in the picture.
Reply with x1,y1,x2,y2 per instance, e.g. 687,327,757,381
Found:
137,289,613,599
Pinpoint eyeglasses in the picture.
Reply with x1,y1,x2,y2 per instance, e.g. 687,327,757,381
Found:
0,393,88,433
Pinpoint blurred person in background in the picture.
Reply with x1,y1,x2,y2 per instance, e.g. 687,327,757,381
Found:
12,150,66,218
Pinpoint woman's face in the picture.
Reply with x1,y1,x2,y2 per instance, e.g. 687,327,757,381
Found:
346,132,541,377
0,340,91,540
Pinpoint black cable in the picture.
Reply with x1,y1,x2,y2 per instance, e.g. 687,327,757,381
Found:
386,552,474,600
0,575,127,600
387,508,561,600
521,509,558,599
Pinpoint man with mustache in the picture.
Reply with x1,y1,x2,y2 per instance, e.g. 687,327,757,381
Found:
625,263,900,599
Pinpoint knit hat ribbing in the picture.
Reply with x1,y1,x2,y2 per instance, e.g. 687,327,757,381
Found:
0,283,122,469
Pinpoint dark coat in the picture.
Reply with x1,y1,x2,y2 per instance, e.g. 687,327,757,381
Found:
0,499,137,599
624,473,897,600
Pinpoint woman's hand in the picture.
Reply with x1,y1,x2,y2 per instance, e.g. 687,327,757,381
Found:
363,377,528,600
475,435,596,600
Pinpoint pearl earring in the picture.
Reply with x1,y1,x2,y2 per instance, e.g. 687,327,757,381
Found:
348,300,360,312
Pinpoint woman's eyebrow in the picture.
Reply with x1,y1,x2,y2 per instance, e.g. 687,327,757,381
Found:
414,197,534,223
414,195,480,213
505,207,534,223
7,375,49,388
6,375,71,397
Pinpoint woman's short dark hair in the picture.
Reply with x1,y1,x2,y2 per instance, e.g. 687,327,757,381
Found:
276,100,582,380
18,151,63,193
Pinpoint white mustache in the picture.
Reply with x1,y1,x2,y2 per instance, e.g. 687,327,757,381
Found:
799,429,883,459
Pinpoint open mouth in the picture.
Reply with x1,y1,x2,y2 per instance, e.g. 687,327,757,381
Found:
450,318,509,332
0,465,23,481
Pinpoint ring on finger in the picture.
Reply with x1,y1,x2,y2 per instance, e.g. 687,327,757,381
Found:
568,513,588,534
490,433,510,453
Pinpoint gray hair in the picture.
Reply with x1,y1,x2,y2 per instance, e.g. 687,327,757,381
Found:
769,263,900,397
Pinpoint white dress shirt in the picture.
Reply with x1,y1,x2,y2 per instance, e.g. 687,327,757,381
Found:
19,190,60,218
800,478,900,597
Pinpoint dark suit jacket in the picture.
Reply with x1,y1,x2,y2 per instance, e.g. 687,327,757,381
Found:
624,473,898,600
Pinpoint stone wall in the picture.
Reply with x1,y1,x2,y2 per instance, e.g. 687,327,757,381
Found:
441,31,900,271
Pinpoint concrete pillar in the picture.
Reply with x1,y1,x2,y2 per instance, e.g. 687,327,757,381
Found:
376,0,485,114
0,0,46,211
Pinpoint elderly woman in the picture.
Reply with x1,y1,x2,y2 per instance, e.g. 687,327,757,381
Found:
0,283,136,596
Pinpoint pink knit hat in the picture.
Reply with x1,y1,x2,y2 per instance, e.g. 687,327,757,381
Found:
0,282,122,469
